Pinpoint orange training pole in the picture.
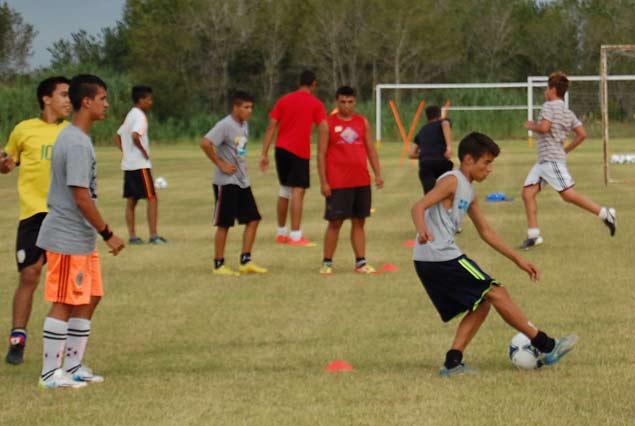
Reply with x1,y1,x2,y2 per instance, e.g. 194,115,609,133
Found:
389,100,425,165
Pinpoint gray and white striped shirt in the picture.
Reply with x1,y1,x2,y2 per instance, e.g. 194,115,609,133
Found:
537,99,582,162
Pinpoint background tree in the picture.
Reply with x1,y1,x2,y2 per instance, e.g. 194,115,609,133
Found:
0,2,36,76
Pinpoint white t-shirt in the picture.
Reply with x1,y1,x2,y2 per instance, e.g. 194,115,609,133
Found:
118,107,152,170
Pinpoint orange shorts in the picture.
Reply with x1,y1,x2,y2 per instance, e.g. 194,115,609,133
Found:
44,250,103,306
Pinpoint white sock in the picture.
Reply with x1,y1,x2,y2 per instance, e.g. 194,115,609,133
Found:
527,228,541,239
289,230,302,242
41,317,68,380
63,318,91,374
276,226,289,237
598,207,608,220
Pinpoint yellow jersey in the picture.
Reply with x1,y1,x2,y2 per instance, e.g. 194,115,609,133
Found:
4,118,69,220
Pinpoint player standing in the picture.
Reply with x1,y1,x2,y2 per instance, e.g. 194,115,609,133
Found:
412,132,577,376
260,70,328,247
317,86,383,275
520,72,616,249
201,91,267,276
1,76,71,365
114,85,167,245
36,74,125,388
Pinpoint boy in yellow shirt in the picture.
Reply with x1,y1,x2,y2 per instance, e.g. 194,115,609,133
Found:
0,76,71,365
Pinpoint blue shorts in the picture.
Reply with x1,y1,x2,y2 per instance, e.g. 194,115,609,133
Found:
414,255,499,322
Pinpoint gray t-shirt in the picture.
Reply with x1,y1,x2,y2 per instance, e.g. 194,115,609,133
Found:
37,124,98,255
413,170,474,262
204,115,250,188
537,99,582,163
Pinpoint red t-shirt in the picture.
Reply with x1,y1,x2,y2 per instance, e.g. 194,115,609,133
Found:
269,90,326,159
326,114,371,189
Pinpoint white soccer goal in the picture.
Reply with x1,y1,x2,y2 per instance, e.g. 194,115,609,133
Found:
601,44,635,185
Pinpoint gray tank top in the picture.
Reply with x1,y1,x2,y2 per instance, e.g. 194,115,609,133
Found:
413,170,474,262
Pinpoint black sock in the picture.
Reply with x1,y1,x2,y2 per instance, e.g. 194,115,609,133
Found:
444,349,463,369
531,331,555,353
214,258,224,269
240,253,251,265
323,258,333,265
355,257,366,267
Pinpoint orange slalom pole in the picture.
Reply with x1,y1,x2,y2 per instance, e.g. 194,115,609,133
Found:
403,100,425,164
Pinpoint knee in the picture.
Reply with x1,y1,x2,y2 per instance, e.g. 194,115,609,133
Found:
328,220,344,230
521,188,534,202
559,189,574,203
485,285,509,303
20,265,42,288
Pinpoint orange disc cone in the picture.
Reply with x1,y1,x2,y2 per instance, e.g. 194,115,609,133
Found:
325,361,354,372
403,240,416,247
380,263,398,272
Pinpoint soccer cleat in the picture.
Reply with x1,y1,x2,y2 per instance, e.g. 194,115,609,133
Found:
149,235,168,245
287,237,317,247
542,333,578,366
439,362,477,377
38,368,87,389
5,332,26,365
213,264,239,276
603,208,616,236
319,263,333,275
70,365,104,383
354,264,377,274
239,262,268,274
518,236,544,250
275,235,289,244
128,236,144,245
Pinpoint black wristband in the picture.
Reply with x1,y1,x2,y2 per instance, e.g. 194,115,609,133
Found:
100,225,113,241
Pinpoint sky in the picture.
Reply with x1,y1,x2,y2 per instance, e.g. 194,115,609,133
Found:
4,0,126,69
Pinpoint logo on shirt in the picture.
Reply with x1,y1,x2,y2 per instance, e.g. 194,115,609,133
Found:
75,272,84,287
338,127,360,144
458,199,469,212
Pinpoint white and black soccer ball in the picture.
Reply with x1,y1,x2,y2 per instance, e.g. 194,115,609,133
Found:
509,332,543,370
154,176,168,189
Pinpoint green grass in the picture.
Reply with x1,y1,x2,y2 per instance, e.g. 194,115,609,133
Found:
1,139,634,426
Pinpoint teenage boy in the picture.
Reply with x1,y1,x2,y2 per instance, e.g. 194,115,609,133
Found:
1,76,71,365
115,85,167,245
411,132,577,376
520,71,615,249
317,86,383,275
201,91,267,276
36,74,125,388
260,70,328,247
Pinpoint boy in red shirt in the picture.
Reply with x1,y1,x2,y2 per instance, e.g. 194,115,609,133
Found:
317,86,383,274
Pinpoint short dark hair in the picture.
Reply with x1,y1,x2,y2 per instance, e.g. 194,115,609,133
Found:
458,132,500,162
335,86,356,98
299,70,316,86
36,76,70,110
425,105,441,121
132,85,153,104
231,90,254,106
548,71,569,98
69,74,107,111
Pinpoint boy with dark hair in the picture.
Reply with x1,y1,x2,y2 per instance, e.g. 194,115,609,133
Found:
115,85,166,245
1,76,71,365
412,132,577,376
409,105,454,194
317,86,383,275
201,91,267,276
260,70,328,247
36,74,125,388
520,71,616,249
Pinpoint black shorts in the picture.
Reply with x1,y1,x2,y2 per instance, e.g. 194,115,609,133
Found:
418,158,453,194
414,255,499,322
213,184,262,228
15,212,47,272
324,186,371,221
275,147,310,188
123,169,157,200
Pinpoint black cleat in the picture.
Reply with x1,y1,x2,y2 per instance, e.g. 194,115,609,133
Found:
518,236,544,250
5,344,25,365
603,208,616,236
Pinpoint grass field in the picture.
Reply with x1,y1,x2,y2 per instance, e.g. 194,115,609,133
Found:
1,139,634,426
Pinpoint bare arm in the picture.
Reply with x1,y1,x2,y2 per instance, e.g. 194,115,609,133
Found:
113,134,122,152
260,118,278,172
411,175,457,244
317,120,330,197
441,120,453,160
408,141,420,159
71,186,125,255
564,125,587,153
200,137,236,175
524,119,551,134
132,132,149,160
467,199,539,281
363,118,383,189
